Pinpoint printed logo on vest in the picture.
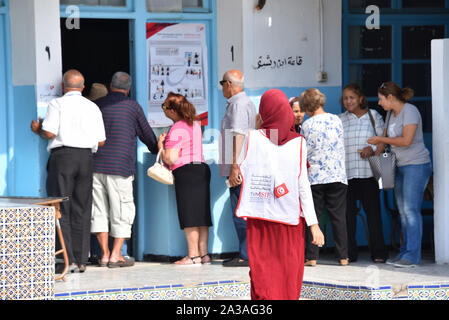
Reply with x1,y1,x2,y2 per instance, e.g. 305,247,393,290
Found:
274,183,289,199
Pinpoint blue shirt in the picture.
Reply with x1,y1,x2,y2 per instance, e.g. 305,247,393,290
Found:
93,92,158,177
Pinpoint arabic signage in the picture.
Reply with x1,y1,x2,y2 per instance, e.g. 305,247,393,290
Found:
254,55,303,70
147,23,209,128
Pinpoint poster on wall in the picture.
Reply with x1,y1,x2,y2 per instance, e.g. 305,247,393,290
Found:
147,23,209,127
36,83,62,119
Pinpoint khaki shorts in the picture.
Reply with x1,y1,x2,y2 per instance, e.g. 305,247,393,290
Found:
91,173,135,238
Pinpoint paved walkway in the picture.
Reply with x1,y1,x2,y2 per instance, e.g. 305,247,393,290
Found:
55,251,449,300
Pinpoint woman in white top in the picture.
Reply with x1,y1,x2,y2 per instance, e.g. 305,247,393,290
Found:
368,82,431,268
236,89,324,300
339,83,388,263
300,88,349,266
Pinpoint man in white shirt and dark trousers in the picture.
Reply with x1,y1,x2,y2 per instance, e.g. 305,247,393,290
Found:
31,70,106,273
219,70,257,267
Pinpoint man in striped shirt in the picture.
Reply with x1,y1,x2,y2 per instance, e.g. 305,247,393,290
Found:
91,72,158,268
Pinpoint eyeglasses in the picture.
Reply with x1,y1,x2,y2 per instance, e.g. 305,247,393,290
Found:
219,79,230,86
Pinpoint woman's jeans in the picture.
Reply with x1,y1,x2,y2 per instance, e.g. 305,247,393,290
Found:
394,162,432,265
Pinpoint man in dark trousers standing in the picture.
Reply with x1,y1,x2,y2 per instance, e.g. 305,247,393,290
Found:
219,69,257,267
91,72,158,268
31,69,106,273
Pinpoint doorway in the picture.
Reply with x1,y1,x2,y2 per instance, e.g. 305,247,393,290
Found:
60,18,133,260
60,18,130,97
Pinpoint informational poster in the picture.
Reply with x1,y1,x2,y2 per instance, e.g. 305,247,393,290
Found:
36,83,62,118
147,23,209,127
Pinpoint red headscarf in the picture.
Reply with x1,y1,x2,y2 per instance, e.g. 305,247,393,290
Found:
259,89,300,146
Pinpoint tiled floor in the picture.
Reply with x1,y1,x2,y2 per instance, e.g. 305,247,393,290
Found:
54,250,449,300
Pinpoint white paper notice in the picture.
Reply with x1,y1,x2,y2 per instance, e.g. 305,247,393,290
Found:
147,23,209,127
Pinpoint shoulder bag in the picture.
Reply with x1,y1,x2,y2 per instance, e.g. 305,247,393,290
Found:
147,149,174,185
367,109,397,190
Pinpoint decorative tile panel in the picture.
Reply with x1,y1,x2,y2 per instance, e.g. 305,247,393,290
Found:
300,281,395,300
55,280,251,300
54,275,449,301
0,207,55,300
408,284,449,300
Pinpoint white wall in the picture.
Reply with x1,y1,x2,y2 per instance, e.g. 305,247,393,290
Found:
218,0,342,89
431,39,449,264
217,0,244,79
10,0,63,116
35,0,63,86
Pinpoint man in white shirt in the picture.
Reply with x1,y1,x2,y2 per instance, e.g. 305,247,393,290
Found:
31,69,106,273
219,70,257,267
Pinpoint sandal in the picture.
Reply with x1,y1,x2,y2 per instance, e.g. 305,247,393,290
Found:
339,258,349,266
174,256,202,266
98,260,108,267
108,256,135,268
201,254,211,265
374,258,386,263
305,260,317,267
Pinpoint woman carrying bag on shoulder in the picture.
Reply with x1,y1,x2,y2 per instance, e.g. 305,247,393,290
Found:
368,82,432,268
158,92,212,266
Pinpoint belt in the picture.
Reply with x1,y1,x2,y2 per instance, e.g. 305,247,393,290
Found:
50,146,91,153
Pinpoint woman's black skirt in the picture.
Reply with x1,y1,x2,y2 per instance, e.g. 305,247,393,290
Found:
172,162,212,229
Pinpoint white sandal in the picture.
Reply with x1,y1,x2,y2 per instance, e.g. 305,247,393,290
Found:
174,256,202,266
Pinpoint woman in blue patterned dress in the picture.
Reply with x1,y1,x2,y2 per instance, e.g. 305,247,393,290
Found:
300,88,349,266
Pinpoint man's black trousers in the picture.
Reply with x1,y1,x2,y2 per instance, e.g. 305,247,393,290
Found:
46,147,93,265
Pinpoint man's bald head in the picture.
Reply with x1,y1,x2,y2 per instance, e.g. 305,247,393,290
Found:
63,69,85,92
223,69,244,89
221,69,244,99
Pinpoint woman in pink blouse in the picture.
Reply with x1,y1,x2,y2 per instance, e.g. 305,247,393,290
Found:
158,92,212,266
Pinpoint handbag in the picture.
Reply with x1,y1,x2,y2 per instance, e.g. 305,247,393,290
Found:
367,110,397,190
147,149,174,185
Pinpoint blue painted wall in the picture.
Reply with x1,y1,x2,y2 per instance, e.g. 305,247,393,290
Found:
0,13,8,196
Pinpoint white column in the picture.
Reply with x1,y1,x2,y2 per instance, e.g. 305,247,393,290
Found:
10,0,62,116
8,0,62,196
431,39,449,264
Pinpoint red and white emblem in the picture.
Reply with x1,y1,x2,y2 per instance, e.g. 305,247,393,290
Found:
274,183,289,199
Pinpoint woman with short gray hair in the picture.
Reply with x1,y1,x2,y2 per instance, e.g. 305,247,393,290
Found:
300,88,349,267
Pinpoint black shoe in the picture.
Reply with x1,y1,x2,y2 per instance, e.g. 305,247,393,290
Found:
69,263,86,273
222,258,249,267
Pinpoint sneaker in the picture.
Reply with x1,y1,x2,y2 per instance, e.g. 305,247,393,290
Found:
385,256,402,266
392,259,417,268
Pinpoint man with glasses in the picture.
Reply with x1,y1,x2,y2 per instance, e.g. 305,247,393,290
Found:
91,72,158,269
219,69,257,267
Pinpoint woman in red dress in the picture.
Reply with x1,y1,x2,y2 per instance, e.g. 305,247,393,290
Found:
236,89,324,300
